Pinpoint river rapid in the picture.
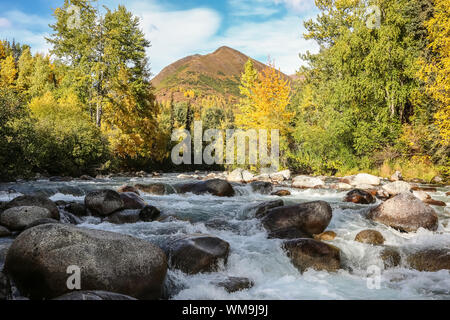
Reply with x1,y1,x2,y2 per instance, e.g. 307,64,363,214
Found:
1,173,449,300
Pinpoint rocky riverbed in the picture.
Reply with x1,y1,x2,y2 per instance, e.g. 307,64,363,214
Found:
0,171,449,300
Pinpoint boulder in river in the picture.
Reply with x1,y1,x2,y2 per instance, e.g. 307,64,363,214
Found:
343,189,375,204
262,201,332,238
367,193,438,232
23,218,61,231
380,247,401,268
268,227,312,240
227,169,244,183
120,192,147,210
283,239,341,273
0,226,12,237
174,179,235,197
249,181,273,195
104,210,141,224
64,202,87,217
139,205,161,222
407,249,450,272
4,224,167,300
160,234,230,275
84,189,124,216
270,170,291,181
344,173,381,186
292,176,324,189
135,183,174,195
271,190,291,197
245,200,284,219
117,185,140,195
314,231,337,241
213,277,254,293
4,195,59,220
242,170,255,183
382,181,412,196
354,230,385,245
423,199,446,207
0,206,54,231
53,290,137,300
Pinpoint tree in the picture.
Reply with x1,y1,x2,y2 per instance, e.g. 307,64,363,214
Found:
47,1,161,162
420,0,450,147
236,62,292,133
0,55,17,88
16,47,34,96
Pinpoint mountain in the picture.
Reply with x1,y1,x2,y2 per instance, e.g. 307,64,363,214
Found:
152,46,291,105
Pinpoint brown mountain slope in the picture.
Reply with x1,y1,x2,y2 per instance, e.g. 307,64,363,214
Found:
152,46,291,105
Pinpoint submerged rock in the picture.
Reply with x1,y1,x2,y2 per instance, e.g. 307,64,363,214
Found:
84,189,124,216
262,201,332,238
249,181,273,195
53,290,137,300
343,189,375,204
407,249,450,272
368,193,438,232
0,206,53,231
174,179,235,197
292,176,324,189
283,239,341,273
4,195,59,220
4,224,167,300
354,230,385,245
213,277,254,293
268,227,312,240
380,247,401,268
160,234,230,275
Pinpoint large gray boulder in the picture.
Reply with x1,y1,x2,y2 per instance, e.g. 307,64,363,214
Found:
283,239,341,273
160,234,230,274
368,193,438,232
0,206,53,231
262,201,332,238
4,224,167,300
119,192,147,210
174,179,235,197
244,200,284,219
4,195,59,220
84,189,124,216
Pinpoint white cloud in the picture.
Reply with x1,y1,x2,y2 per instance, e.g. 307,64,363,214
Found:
125,1,221,76
274,0,316,13
0,18,11,28
208,15,318,75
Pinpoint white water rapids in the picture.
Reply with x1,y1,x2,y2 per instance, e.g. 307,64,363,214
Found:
1,174,449,300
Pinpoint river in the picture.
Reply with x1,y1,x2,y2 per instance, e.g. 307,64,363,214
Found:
0,173,449,300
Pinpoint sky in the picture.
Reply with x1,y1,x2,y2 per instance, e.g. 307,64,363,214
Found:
0,0,320,76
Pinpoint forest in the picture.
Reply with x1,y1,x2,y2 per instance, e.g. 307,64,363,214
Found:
0,0,448,182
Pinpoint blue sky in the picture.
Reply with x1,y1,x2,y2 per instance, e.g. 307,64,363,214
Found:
0,0,319,75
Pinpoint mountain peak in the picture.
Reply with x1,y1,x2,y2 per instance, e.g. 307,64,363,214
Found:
152,46,290,104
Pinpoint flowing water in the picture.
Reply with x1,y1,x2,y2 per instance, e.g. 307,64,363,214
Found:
1,173,449,300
